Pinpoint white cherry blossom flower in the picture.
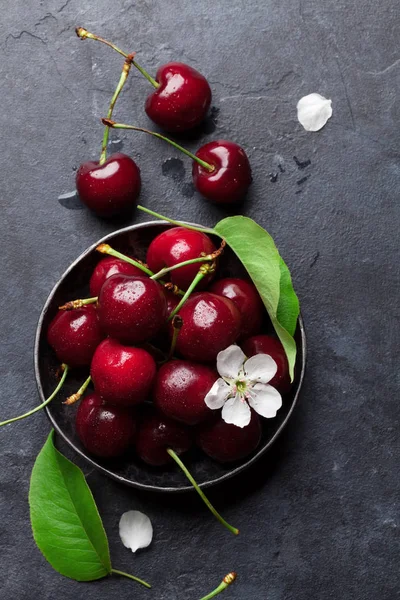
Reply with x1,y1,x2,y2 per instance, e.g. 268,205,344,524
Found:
297,93,333,131
204,345,282,428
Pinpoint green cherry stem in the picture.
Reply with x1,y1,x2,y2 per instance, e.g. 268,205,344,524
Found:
111,568,151,589
102,119,215,173
76,27,159,88
199,573,237,600
0,365,69,427
167,315,183,360
151,239,225,282
59,297,98,311
96,244,184,296
99,54,135,165
137,205,218,236
168,267,208,321
64,375,91,406
166,449,239,536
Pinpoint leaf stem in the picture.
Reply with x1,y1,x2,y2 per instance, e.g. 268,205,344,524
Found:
59,297,98,311
137,205,218,236
0,365,69,427
199,573,237,600
102,119,214,172
168,269,207,320
64,375,91,406
166,449,239,536
99,55,134,164
111,568,151,588
76,27,159,88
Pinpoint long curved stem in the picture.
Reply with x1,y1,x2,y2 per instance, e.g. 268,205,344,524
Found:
76,27,159,88
99,55,134,164
137,205,218,236
0,365,69,427
199,573,237,600
111,568,151,589
103,119,214,172
151,256,212,280
167,449,239,536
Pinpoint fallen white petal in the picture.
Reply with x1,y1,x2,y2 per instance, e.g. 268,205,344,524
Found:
119,510,153,553
297,93,332,131
217,345,246,379
248,384,282,418
244,354,277,384
222,393,251,428
204,378,231,409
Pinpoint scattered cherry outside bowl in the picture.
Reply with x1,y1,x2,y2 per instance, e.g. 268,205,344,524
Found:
35,221,306,492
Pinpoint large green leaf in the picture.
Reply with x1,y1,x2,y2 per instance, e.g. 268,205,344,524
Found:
29,431,111,582
214,216,299,380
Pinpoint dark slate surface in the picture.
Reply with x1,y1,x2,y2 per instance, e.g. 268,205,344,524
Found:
1,1,399,599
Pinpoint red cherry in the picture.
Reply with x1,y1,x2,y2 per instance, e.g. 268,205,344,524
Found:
193,140,252,204
146,227,217,291
197,411,261,463
89,256,144,297
97,274,167,344
145,62,211,132
209,278,264,339
136,409,192,466
47,305,104,368
154,360,217,425
175,292,241,362
76,393,136,457
242,335,292,393
76,153,141,218
91,339,156,406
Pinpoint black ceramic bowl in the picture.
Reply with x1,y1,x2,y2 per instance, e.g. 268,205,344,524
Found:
35,221,306,492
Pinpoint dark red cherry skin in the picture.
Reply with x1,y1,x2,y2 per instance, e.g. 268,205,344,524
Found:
147,227,217,291
145,62,211,132
76,153,141,218
175,292,241,362
209,278,264,339
193,140,252,204
197,411,261,463
91,339,156,406
136,409,192,466
47,305,104,368
89,256,144,297
76,393,136,458
154,360,217,425
242,335,291,393
97,274,167,344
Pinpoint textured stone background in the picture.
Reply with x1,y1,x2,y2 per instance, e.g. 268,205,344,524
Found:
0,0,399,598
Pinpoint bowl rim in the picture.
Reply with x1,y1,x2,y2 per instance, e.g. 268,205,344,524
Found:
34,220,307,493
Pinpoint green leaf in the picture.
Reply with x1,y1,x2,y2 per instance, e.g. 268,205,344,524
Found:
213,216,299,380
277,256,300,337
29,431,111,582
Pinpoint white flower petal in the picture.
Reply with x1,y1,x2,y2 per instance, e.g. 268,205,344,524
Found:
119,510,153,553
297,93,333,132
244,354,277,384
217,345,246,379
248,384,282,419
222,393,251,428
204,378,231,409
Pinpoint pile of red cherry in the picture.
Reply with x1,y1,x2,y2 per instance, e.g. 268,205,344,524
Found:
47,226,291,468
75,27,253,217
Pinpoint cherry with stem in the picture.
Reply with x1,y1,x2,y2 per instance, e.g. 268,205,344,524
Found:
0,365,69,427
64,375,91,406
166,449,239,536
199,572,237,600
103,119,252,204
150,240,225,282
